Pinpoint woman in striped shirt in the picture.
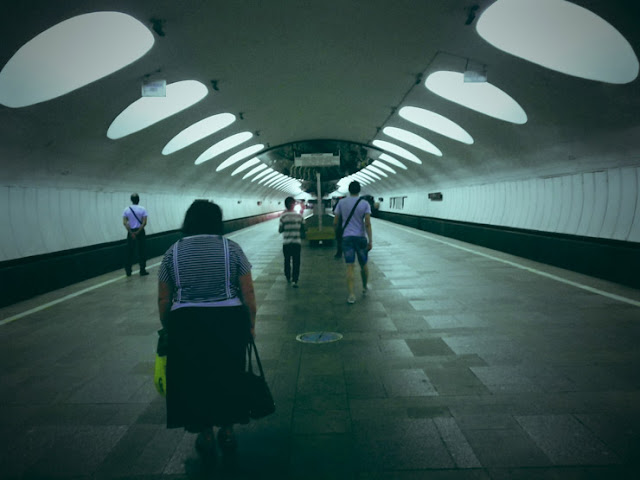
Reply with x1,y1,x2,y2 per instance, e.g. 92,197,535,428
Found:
158,200,257,465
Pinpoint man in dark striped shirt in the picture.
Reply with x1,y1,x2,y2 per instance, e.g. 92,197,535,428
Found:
278,197,306,287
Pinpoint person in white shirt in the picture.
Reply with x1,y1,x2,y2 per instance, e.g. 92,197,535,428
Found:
123,193,149,276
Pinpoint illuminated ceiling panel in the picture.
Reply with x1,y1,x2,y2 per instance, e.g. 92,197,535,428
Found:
383,127,442,157
377,153,407,170
162,113,235,155
216,144,264,171
372,140,422,164
425,71,527,124
108,80,208,139
399,106,473,144
372,160,396,174
0,12,154,108
194,131,252,165
242,164,268,179
477,0,639,84
231,157,261,176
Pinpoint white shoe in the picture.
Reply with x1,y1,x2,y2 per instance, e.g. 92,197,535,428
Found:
362,285,369,296
347,294,356,304
292,282,299,288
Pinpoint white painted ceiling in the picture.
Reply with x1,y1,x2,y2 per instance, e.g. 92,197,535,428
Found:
1,0,638,199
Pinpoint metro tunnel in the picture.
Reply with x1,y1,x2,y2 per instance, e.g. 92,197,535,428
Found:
1,1,640,478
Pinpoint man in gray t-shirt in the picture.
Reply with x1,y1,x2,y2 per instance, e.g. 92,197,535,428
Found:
333,181,372,304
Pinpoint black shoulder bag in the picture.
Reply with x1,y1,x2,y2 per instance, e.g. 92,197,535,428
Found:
243,339,275,419
335,197,363,238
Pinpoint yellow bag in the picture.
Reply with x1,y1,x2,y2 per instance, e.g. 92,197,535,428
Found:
154,354,167,396
154,328,168,396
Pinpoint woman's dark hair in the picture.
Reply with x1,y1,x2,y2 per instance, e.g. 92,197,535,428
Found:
182,200,223,235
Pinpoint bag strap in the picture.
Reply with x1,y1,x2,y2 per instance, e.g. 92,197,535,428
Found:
341,197,363,230
172,241,182,304
129,206,143,225
223,237,232,299
247,339,266,378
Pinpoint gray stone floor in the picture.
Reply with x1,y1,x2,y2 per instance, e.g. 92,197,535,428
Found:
1,217,640,479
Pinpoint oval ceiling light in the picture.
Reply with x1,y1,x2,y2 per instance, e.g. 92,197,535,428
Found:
372,140,422,164
258,171,281,184
399,106,474,144
377,153,407,170
476,0,638,84
365,165,388,177
108,80,208,139
359,169,381,181
251,168,275,182
162,113,235,155
216,144,264,172
195,131,252,165
425,71,527,124
352,172,373,184
372,160,396,174
0,12,154,108
231,157,261,176
242,163,268,179
383,127,442,157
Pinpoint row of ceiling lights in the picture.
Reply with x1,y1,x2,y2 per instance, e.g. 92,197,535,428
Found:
0,1,636,197
337,0,638,192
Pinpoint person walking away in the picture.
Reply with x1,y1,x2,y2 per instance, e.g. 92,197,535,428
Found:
279,197,305,288
123,193,148,276
333,181,372,303
157,200,257,468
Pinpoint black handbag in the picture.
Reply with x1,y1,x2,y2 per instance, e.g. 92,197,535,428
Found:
244,339,275,419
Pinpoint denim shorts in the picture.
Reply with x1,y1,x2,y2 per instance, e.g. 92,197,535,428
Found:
342,236,368,265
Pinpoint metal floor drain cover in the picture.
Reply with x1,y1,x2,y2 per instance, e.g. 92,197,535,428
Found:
296,332,343,344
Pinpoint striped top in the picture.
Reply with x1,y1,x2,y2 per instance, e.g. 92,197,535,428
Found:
158,235,252,309
279,211,305,244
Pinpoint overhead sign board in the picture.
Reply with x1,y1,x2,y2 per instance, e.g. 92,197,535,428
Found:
294,153,340,167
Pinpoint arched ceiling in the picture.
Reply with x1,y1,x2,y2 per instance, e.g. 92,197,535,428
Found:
0,0,638,199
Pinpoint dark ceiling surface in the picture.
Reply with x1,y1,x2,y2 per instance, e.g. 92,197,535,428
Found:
0,0,638,198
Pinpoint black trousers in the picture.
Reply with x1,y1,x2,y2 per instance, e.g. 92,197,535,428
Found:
283,243,301,282
125,228,146,274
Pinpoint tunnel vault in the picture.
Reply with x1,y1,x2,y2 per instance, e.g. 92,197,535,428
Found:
256,139,382,194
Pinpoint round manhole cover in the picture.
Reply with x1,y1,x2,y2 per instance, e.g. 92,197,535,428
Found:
296,332,343,344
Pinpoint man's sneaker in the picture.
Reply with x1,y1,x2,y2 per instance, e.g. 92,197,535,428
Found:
362,285,369,296
292,282,299,288
140,270,149,276
347,294,356,304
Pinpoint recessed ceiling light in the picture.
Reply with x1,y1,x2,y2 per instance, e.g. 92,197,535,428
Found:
383,127,442,157
377,154,407,170
242,163,268,179
194,131,252,165
231,157,261,176
251,168,275,182
425,71,527,124
108,80,208,139
372,160,396,174
0,12,154,108
372,140,422,164
216,144,264,171
162,113,235,155
477,0,639,84
399,106,474,144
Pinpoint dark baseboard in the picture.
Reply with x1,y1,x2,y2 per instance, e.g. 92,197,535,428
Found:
376,211,640,290
0,212,281,308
